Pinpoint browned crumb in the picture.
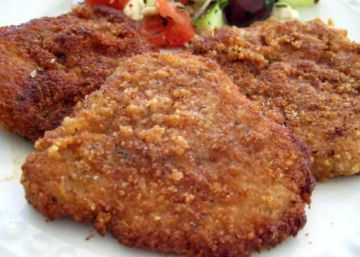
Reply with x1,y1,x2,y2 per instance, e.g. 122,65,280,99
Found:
190,18,360,180
0,4,157,141
22,53,314,257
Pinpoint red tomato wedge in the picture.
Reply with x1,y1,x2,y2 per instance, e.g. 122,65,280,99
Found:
85,0,129,10
140,16,170,47
86,0,195,47
141,0,195,47
156,0,195,46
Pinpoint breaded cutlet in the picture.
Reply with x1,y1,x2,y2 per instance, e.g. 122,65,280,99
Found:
22,53,314,257
0,4,157,141
191,19,360,180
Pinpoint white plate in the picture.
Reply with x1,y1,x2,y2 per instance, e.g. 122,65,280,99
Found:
0,1,360,257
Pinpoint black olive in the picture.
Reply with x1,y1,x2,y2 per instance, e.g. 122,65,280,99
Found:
224,0,275,27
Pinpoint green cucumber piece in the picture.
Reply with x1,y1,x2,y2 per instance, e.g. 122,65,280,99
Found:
279,0,318,8
194,0,228,32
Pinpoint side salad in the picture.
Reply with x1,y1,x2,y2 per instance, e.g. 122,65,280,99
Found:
85,0,319,47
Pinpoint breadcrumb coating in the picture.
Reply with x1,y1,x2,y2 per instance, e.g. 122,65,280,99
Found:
22,53,314,257
190,19,360,180
0,4,157,141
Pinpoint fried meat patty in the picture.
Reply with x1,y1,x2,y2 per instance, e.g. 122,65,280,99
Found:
0,4,156,141
191,19,360,180
22,53,314,257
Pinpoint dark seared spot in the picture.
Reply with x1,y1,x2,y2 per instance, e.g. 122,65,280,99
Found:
55,52,66,63
334,127,343,136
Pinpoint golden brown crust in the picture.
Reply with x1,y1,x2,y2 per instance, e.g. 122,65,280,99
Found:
0,4,157,141
190,19,360,180
22,53,314,257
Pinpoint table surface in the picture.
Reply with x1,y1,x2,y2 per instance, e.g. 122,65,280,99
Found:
345,0,360,11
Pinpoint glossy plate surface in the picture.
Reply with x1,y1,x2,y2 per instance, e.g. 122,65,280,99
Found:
0,1,359,256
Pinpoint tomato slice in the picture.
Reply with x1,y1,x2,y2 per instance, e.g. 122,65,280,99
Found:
156,0,195,46
85,0,129,10
141,0,195,47
179,0,190,4
141,16,169,46
86,0,195,47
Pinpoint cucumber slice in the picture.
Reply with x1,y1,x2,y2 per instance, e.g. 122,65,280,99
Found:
194,0,228,32
279,0,318,8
